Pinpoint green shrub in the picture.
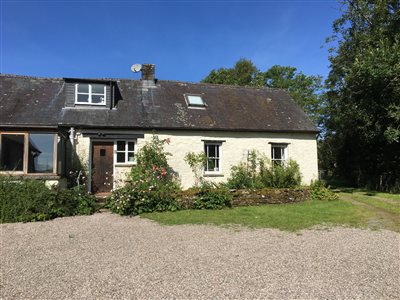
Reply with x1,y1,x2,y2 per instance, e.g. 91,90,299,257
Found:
193,182,232,210
259,160,302,188
226,151,302,189
108,135,181,215
227,162,259,189
0,176,96,223
309,180,339,201
184,151,207,187
107,186,136,215
55,186,96,215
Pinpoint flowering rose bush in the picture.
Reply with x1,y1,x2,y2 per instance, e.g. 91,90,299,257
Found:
108,135,181,215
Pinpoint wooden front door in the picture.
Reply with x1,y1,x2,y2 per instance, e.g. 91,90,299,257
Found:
91,142,113,193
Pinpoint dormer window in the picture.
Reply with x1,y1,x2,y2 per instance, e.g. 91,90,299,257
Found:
75,83,106,105
185,94,206,108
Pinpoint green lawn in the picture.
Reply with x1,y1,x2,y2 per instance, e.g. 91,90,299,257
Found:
339,192,399,214
142,200,373,231
142,189,400,232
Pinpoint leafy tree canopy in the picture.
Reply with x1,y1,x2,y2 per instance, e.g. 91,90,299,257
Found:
323,0,400,191
201,58,258,86
202,59,324,127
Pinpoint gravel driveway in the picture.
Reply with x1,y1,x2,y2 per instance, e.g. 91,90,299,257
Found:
1,212,399,299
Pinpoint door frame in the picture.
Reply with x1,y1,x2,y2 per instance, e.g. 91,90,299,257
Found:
89,139,115,193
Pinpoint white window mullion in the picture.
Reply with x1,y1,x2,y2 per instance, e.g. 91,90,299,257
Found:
88,84,92,104
125,141,128,163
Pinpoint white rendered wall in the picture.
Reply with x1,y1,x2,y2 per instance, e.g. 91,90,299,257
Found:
137,130,318,190
75,130,318,191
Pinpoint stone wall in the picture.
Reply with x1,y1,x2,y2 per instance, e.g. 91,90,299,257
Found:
177,188,310,209
231,188,310,206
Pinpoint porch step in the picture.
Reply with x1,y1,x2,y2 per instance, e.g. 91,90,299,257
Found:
94,193,111,211
94,192,112,199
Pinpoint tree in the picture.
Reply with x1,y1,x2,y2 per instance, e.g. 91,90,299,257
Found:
202,59,324,127
201,58,258,86
324,0,400,191
257,65,324,127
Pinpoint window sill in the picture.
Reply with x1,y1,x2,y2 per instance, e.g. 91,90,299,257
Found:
0,173,60,180
203,173,224,177
74,102,106,106
115,163,136,167
69,105,108,109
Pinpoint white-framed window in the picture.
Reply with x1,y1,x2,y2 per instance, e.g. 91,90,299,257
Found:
114,141,135,164
204,143,221,173
75,83,106,105
271,144,287,166
184,94,206,108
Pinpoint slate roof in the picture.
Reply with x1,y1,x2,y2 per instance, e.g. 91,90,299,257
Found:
0,74,318,133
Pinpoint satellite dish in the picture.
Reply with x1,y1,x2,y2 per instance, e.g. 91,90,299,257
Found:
131,64,142,73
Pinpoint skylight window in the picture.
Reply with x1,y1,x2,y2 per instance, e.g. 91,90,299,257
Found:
185,94,206,107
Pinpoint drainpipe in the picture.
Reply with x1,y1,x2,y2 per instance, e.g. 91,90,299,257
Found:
68,127,76,166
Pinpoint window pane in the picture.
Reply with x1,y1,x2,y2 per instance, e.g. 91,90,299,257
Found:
214,158,219,170
206,159,219,172
117,152,125,163
28,134,54,173
77,84,89,93
205,160,210,172
77,94,89,103
127,152,135,162
117,141,125,151
272,147,282,160
208,145,216,158
91,84,105,94
0,134,24,171
128,142,135,151
208,159,214,170
187,95,204,106
91,94,105,104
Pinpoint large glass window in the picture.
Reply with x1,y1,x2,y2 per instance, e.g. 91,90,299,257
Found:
0,132,57,174
0,134,24,171
115,141,135,164
75,83,106,105
28,134,54,173
204,143,220,172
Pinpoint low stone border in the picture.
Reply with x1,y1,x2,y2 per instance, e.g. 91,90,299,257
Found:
177,188,310,209
231,188,310,206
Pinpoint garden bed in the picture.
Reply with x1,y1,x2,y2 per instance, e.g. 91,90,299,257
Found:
177,188,310,209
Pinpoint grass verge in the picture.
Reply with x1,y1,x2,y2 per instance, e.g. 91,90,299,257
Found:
339,193,399,214
142,200,372,231
337,189,399,232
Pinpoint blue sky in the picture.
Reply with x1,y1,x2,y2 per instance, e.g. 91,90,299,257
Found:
1,0,341,82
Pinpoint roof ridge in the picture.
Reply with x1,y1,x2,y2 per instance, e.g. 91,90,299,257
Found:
0,73,135,82
1,74,288,91
0,73,64,80
158,79,287,91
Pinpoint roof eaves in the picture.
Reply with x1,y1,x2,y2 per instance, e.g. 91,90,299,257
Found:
63,77,117,84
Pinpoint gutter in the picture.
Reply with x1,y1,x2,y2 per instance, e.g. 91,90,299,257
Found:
0,124,58,129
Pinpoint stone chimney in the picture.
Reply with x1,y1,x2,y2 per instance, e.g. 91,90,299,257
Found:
141,64,155,86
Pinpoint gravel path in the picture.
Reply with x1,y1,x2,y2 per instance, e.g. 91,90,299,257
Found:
1,212,399,299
